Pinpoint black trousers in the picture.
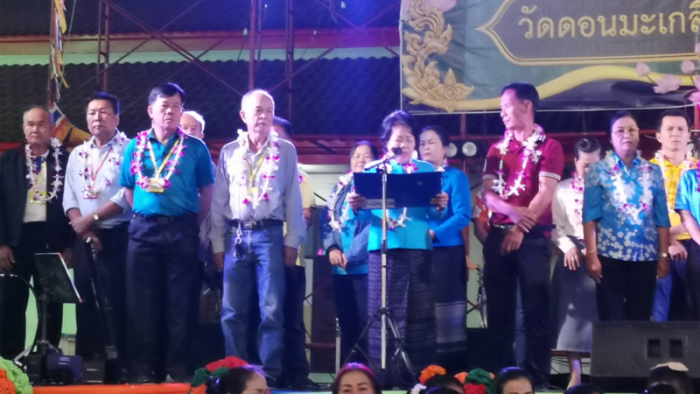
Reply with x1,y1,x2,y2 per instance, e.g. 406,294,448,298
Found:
0,222,63,359
73,222,129,363
483,226,551,387
126,214,202,379
334,273,368,364
282,265,310,384
596,256,657,321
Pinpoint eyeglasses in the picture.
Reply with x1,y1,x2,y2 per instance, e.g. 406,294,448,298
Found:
612,127,640,135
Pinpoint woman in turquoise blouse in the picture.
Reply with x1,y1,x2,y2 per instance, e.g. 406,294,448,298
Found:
321,141,377,364
348,110,448,383
419,125,472,371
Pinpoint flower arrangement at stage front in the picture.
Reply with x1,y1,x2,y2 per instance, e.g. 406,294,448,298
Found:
0,358,32,394
188,356,249,394
412,365,494,394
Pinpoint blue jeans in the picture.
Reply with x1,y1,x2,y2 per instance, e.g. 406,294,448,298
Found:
221,225,286,379
653,249,689,322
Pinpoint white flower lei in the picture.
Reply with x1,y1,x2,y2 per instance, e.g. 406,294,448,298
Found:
231,129,281,208
606,151,654,226
654,150,697,212
327,172,354,232
25,138,63,203
492,125,546,198
131,129,188,190
77,131,128,193
571,172,584,226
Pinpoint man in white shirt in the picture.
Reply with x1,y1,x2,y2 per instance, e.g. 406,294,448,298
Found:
63,92,131,378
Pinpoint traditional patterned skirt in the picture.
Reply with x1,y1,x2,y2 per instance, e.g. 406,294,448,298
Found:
551,237,597,352
368,249,436,385
433,245,468,371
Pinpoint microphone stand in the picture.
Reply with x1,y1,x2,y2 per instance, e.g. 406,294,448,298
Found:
345,154,413,382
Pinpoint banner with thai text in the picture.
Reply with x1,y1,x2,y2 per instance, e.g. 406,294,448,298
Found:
401,0,700,113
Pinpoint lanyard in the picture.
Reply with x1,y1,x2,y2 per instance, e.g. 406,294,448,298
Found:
147,138,181,179
90,146,113,182
29,161,47,201
246,146,268,187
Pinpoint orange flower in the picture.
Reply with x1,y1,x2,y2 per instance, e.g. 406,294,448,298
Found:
455,372,469,384
419,365,447,385
0,370,16,394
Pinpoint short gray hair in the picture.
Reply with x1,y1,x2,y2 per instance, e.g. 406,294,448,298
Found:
183,110,205,133
241,89,275,111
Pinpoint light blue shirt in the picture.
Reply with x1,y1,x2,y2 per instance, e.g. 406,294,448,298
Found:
360,159,445,251
120,129,215,217
428,167,472,247
583,151,670,261
210,132,306,254
675,168,700,224
63,132,132,229
321,181,369,275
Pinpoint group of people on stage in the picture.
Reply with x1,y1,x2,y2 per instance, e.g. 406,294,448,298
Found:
2,78,700,389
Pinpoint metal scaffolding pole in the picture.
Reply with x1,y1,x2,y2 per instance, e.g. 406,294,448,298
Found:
96,0,111,92
249,0,258,90
285,0,294,121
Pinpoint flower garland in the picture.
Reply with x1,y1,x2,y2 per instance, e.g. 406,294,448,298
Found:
415,365,494,394
0,358,31,394
491,125,546,198
606,151,654,226
571,172,584,226
188,356,248,394
384,161,417,230
229,129,281,208
130,130,187,191
25,137,63,203
327,172,354,231
77,131,128,194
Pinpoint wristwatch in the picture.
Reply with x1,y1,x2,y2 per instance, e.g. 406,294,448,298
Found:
659,252,669,259
92,212,100,222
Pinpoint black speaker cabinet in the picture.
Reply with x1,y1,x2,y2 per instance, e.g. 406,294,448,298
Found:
591,322,700,392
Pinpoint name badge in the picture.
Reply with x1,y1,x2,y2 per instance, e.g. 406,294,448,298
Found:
146,178,165,193
83,185,98,199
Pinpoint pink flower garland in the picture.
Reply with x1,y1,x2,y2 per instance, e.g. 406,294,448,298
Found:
130,130,187,191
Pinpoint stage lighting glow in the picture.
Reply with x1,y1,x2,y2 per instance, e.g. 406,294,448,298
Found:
462,141,477,157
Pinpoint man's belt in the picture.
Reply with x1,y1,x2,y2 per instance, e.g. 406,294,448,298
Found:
135,213,196,224
228,219,283,230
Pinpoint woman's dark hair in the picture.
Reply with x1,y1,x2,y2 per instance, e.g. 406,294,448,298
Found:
425,387,464,394
349,140,379,162
421,126,450,148
425,375,465,393
649,366,691,394
494,367,533,394
645,383,679,394
206,365,264,394
607,110,639,139
574,138,601,160
332,363,382,394
565,383,603,394
380,110,417,149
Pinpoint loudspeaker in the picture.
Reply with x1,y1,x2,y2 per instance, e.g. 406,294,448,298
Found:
591,322,700,391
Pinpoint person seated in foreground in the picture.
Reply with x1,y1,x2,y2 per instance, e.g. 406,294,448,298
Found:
645,383,679,394
331,363,383,394
494,367,535,394
565,384,603,394
206,365,268,394
648,363,691,394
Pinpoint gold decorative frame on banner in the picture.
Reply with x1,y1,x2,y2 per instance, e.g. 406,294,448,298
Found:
401,0,474,113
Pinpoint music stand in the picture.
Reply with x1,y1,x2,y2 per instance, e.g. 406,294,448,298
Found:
352,169,441,382
32,253,81,355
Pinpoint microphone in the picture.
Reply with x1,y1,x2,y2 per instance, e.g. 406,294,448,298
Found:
390,147,403,157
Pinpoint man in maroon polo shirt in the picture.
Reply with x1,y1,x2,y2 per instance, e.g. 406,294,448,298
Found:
481,83,564,389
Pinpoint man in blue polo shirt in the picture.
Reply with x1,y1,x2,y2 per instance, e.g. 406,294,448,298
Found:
676,160,700,320
120,82,215,383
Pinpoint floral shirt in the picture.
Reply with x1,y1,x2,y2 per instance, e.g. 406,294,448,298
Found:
583,151,670,262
